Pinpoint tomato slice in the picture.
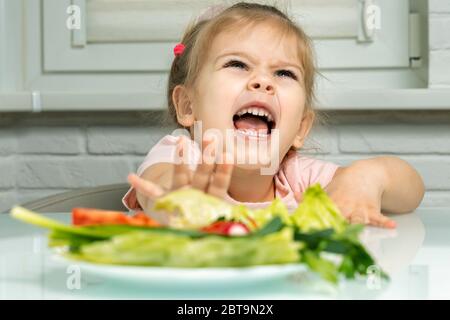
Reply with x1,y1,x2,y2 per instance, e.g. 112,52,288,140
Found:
72,208,159,227
201,221,250,236
126,211,160,227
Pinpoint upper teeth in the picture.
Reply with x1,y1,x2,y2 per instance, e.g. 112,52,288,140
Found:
236,107,274,122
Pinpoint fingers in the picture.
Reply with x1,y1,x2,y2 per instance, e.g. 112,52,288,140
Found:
346,209,397,229
294,189,303,203
349,214,369,225
170,137,234,199
172,163,191,189
319,191,397,229
336,204,353,220
127,173,164,200
191,138,216,191
172,137,192,189
207,161,233,198
370,213,397,229
191,139,234,199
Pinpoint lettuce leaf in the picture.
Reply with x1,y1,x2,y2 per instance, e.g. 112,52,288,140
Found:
10,206,111,239
153,188,233,229
301,250,339,283
231,184,347,234
152,184,346,235
290,184,347,233
73,227,302,267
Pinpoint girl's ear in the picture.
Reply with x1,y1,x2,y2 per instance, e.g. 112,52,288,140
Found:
172,85,195,127
292,110,315,149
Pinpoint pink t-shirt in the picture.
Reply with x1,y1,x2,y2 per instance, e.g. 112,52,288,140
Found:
122,135,340,211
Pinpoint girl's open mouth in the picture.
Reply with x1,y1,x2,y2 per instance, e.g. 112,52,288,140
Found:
232,106,276,138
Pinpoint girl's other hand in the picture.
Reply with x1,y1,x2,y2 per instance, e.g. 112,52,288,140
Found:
127,136,234,205
324,164,397,229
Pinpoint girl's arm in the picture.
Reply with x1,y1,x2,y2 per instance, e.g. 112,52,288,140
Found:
325,156,425,228
368,156,425,214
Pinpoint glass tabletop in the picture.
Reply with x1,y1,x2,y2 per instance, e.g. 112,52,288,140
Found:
0,208,449,299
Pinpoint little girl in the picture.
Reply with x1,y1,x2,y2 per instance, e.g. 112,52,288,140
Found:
123,2,425,229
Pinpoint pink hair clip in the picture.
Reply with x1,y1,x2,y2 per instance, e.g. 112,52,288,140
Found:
174,43,185,57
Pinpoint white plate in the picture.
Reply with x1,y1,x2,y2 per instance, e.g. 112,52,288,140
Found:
54,255,307,288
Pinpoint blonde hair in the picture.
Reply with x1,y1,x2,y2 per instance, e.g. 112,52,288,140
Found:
167,1,318,129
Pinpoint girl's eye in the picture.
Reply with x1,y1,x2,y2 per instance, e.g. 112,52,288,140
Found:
224,60,298,81
276,69,298,80
224,60,248,70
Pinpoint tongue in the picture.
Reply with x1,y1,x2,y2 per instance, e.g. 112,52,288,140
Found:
234,115,269,134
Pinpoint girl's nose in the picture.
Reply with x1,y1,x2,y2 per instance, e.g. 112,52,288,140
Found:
248,76,275,95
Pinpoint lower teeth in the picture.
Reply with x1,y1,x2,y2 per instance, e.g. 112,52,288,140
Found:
236,129,268,138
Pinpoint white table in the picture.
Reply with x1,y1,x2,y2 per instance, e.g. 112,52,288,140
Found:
0,208,449,299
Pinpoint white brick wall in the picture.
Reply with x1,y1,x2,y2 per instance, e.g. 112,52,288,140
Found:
17,157,134,188
18,127,85,154
429,0,450,87
0,115,177,212
419,2,450,208
87,126,168,155
429,0,450,14
1,111,450,213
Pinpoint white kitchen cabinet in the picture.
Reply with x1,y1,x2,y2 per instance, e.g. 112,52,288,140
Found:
0,0,432,111
42,0,411,72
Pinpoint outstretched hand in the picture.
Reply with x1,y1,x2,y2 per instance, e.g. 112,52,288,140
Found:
127,136,234,206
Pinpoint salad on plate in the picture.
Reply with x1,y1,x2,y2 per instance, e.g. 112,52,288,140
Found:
10,184,387,284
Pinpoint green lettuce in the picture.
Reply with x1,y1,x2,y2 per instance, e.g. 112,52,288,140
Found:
10,184,387,283
230,198,291,231
153,188,233,229
231,184,347,234
152,184,346,234
73,227,301,267
290,184,347,233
